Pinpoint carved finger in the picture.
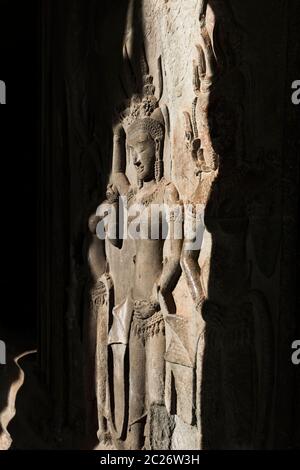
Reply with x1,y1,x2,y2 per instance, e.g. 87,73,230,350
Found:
199,25,217,91
183,111,194,145
196,44,206,80
157,56,163,101
192,97,199,139
193,59,201,95
184,111,201,161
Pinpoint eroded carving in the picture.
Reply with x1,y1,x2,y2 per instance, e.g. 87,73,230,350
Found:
90,52,184,449
181,5,274,449
82,0,279,451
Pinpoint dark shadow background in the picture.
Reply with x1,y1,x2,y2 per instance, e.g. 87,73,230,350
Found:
201,0,300,450
36,0,299,450
0,0,38,332
0,0,39,437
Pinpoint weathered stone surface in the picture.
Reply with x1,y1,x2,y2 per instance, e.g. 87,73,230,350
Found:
34,0,300,451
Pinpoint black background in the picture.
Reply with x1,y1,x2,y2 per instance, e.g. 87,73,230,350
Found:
0,0,38,330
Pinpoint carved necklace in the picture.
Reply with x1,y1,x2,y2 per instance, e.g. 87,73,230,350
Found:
133,177,167,208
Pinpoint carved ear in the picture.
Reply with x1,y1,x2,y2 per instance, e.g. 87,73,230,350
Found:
155,138,161,155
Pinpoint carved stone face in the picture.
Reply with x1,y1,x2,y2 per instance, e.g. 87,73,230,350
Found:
128,130,156,182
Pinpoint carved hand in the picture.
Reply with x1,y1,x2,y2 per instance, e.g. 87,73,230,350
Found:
111,122,130,195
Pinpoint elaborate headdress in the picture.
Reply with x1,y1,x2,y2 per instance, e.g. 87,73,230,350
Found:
120,73,165,184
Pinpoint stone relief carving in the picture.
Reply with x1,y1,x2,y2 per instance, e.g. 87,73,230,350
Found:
87,48,186,449
81,0,279,451
86,185,121,445
32,0,299,452
84,184,121,446
181,5,275,449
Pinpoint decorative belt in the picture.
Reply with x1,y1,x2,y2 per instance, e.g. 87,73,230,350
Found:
132,299,164,341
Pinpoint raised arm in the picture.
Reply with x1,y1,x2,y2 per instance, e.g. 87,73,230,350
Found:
112,123,131,196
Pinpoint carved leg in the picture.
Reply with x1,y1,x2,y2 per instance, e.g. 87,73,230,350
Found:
110,343,127,440
145,327,169,450
128,330,146,449
146,331,165,406
96,298,110,444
